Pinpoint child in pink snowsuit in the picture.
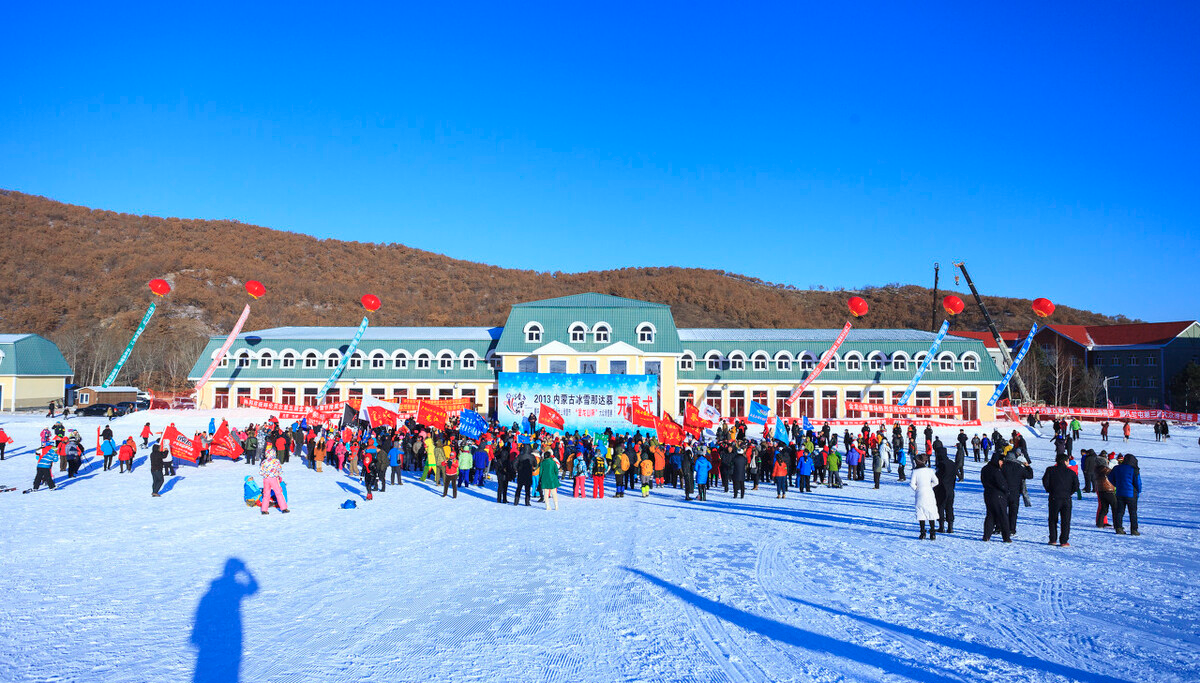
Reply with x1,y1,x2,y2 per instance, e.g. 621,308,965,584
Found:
260,450,289,514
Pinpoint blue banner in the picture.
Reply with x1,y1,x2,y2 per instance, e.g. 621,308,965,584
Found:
802,415,813,432
773,418,790,443
498,372,659,436
898,319,951,406
987,323,1039,406
102,302,156,388
748,401,770,425
458,409,488,440
318,316,369,398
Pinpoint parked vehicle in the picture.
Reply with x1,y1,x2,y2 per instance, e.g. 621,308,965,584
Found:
116,400,150,414
170,397,197,410
76,403,117,417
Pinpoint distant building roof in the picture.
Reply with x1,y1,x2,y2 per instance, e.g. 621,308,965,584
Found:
79,386,139,392
0,334,73,376
1085,321,1196,347
678,329,945,342
234,327,503,342
512,293,669,309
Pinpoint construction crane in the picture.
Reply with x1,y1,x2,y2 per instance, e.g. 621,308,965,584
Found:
953,261,1030,403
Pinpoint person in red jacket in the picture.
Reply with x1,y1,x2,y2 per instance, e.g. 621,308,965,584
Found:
773,455,790,498
0,427,10,460
140,423,153,447
442,450,460,499
119,437,136,473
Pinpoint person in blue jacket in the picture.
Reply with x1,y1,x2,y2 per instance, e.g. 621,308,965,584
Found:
388,444,403,485
694,454,712,502
796,452,814,492
897,446,908,482
473,444,489,486
100,437,118,471
1107,454,1142,535
208,418,217,436
32,444,58,490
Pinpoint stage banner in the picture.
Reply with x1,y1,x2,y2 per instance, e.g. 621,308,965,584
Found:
844,401,961,416
987,322,1039,406
1014,405,1199,423
788,321,852,404
457,409,488,441
317,316,369,398
748,401,770,425
498,372,659,436
194,304,252,395
102,303,156,388
897,319,951,406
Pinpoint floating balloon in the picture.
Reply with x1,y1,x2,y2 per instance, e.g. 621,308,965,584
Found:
361,294,381,312
245,280,266,299
943,295,965,316
847,296,869,318
148,279,171,297
1032,297,1055,318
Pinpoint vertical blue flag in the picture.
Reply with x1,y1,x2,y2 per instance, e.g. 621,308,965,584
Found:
773,418,790,443
988,323,1039,406
802,415,813,432
898,320,951,406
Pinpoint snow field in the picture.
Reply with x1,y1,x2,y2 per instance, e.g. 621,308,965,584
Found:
0,410,1197,682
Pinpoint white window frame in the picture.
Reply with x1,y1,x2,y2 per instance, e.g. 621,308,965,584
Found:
348,352,365,369
281,352,296,369
706,351,723,371
844,353,862,371
237,351,252,368
729,352,745,371
637,322,656,344
258,351,274,369
460,351,477,370
592,322,611,344
392,351,409,370
370,352,386,369
752,353,768,371
569,323,587,344
325,352,342,369
679,353,695,371
799,352,816,371
416,352,432,370
524,322,543,344
303,352,319,369
438,351,455,370
937,352,955,372
867,352,885,371
961,353,979,372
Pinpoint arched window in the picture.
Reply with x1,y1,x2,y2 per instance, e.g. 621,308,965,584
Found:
218,349,230,368
237,351,252,368
729,351,746,371
938,352,955,372
751,352,769,371
774,351,793,371
325,351,342,369
705,351,723,371
281,351,296,369
891,352,909,372
960,352,980,372
867,352,886,371
637,322,656,344
349,351,365,369
679,352,695,371
798,352,816,371
303,352,319,369
914,352,928,368
438,351,455,370
258,351,274,369
592,323,611,344
844,352,862,371
416,351,432,370
569,323,587,344
461,351,478,370
485,351,501,371
524,322,543,344
825,353,839,371
392,351,409,369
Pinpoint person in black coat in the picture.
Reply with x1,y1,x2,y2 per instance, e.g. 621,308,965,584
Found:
495,449,514,504
1042,454,1080,546
513,447,536,506
681,446,696,501
730,445,747,499
150,444,168,497
981,454,1011,542
934,449,957,533
1002,450,1034,535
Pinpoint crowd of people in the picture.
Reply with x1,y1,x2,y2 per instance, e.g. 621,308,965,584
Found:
21,411,1147,544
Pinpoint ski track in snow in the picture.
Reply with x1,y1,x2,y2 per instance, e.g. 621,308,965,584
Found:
0,409,1198,682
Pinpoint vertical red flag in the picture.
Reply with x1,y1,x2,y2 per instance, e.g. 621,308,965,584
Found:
162,424,199,462
683,403,707,438
416,400,448,430
656,413,684,446
629,404,657,430
538,403,565,431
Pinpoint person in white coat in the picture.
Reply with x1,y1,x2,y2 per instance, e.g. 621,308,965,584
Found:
910,456,940,540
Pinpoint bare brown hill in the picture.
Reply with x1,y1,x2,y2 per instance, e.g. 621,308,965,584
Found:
0,190,1126,389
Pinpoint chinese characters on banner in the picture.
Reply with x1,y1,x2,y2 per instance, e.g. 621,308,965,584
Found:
497,372,659,436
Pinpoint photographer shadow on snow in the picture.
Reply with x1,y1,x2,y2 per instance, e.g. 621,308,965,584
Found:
191,558,259,683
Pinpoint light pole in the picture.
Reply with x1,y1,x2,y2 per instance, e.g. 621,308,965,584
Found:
1103,376,1120,408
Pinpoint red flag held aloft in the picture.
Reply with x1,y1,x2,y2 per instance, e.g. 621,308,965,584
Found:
538,403,565,431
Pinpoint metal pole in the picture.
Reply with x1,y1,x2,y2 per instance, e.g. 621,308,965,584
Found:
931,263,940,333
953,261,1030,402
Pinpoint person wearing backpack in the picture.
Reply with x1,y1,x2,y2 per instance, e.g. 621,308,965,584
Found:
591,451,608,498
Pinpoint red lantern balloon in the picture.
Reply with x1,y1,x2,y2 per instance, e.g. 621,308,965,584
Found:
148,279,171,297
942,295,965,316
361,294,381,312
1032,297,1055,318
847,296,869,318
245,280,266,299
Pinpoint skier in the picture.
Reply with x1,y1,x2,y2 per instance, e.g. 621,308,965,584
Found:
1042,453,1080,547
32,443,57,491
910,456,940,540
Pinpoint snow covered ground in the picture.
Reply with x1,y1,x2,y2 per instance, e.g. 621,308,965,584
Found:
0,410,1197,683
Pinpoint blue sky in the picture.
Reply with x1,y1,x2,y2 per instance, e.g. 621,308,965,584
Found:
3,2,1197,321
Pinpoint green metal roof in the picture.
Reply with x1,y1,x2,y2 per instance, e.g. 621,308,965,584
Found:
495,292,683,355
0,334,73,376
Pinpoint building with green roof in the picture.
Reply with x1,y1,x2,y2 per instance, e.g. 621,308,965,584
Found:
188,293,1002,422
0,334,73,411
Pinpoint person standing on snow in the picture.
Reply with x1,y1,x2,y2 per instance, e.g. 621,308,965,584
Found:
981,454,1012,543
591,450,608,499
540,452,561,511
259,450,289,515
731,444,748,499
1042,453,1080,547
1107,454,1142,535
910,456,940,540
442,448,459,499
693,451,712,501
32,442,58,491
1003,449,1034,535
100,436,118,471
118,437,136,473
571,452,587,498
680,445,695,501
934,446,957,534
772,454,789,499
150,444,169,497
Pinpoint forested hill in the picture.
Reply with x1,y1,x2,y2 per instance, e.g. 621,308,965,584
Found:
0,190,1126,389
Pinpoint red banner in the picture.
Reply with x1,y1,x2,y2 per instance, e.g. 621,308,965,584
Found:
209,420,242,459
657,413,684,446
538,403,565,431
803,418,982,427
1014,405,1198,423
416,401,449,429
788,321,852,404
237,398,357,420
366,405,398,428
628,403,657,430
844,401,961,416
162,424,199,462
